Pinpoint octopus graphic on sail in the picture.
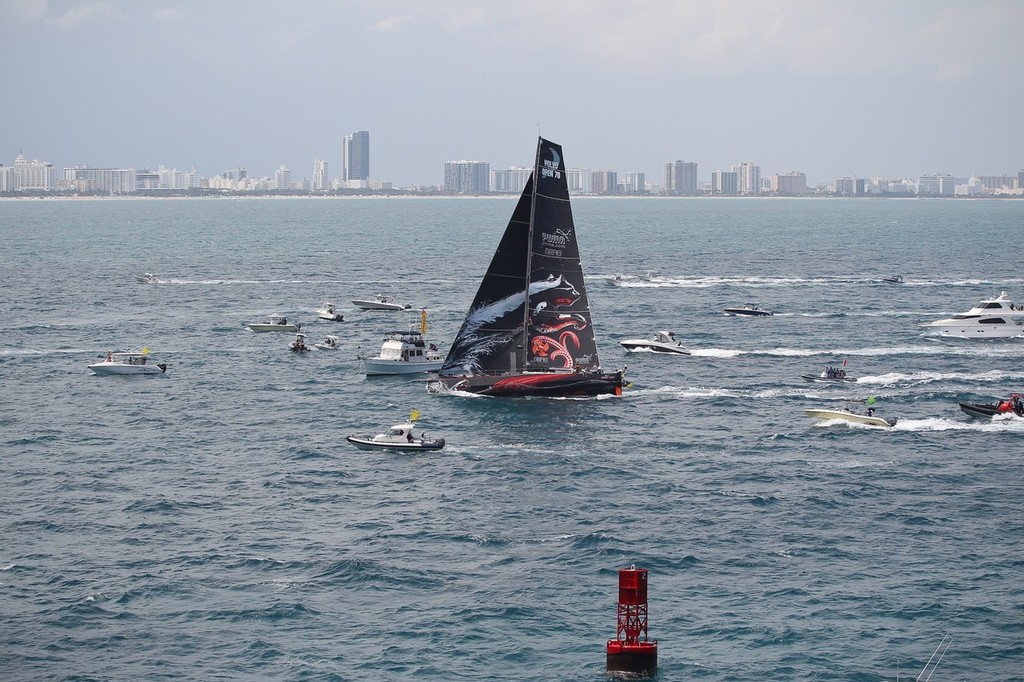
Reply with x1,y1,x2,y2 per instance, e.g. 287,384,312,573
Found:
429,137,623,397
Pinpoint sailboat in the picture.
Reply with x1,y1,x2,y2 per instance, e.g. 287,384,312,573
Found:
427,137,624,397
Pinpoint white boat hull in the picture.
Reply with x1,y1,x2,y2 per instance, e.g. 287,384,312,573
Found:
346,435,445,451
247,323,299,332
804,408,895,427
89,362,165,375
352,299,410,311
364,359,444,375
925,323,1023,339
620,340,690,354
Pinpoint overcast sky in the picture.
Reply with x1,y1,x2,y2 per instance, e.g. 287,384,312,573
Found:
2,0,1021,187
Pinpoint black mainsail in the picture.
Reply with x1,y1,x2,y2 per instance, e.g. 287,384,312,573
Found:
431,137,623,397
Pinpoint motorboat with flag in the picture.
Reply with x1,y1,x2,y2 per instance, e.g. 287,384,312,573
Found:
923,290,1024,338
620,331,690,355
804,399,895,428
361,310,445,375
959,394,1023,418
317,302,344,321
426,137,624,397
88,346,167,375
352,294,412,311
724,303,773,317
246,316,300,333
346,410,445,451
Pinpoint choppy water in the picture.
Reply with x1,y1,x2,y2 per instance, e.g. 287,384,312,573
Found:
1,197,1022,680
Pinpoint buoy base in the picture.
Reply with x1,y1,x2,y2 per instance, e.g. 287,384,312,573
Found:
606,640,657,675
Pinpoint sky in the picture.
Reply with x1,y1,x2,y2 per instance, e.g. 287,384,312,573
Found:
2,0,1022,187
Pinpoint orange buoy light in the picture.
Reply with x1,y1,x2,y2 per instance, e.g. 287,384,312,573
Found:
606,564,658,674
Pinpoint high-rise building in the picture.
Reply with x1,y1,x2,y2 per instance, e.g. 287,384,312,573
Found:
444,160,490,194
567,168,591,194
491,166,531,194
313,159,329,191
14,152,57,191
770,172,807,196
274,165,292,191
711,170,738,195
623,172,645,194
64,166,137,194
733,162,761,195
664,160,698,194
343,130,370,187
591,170,618,194
0,165,17,191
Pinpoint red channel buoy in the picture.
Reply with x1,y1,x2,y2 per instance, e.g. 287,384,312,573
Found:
606,564,658,675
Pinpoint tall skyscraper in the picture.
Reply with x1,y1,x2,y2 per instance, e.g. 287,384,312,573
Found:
733,162,761,195
343,131,370,188
313,159,328,191
444,160,490,194
664,160,698,194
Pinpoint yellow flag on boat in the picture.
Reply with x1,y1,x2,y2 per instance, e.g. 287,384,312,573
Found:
142,346,150,355
410,409,420,422
420,309,428,334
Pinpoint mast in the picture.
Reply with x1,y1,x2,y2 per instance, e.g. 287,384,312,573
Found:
521,136,542,365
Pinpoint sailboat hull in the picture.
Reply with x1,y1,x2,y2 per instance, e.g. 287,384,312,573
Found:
431,371,623,397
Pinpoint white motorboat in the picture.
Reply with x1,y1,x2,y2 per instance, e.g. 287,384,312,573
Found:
882,274,905,284
246,316,300,332
314,335,340,351
346,422,445,451
361,330,444,375
352,294,411,311
804,407,896,428
607,273,629,287
317,302,344,322
136,273,158,284
801,366,857,383
88,347,167,375
620,331,690,354
289,333,311,352
923,291,1024,338
723,303,773,316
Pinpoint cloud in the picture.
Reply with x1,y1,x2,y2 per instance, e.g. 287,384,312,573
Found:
370,14,413,32
52,1,120,29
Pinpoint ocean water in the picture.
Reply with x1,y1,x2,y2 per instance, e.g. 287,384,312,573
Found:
1,196,1022,681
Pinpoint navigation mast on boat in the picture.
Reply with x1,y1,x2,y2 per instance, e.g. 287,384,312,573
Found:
427,137,624,397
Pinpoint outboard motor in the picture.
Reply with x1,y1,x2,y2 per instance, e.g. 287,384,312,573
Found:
157,363,168,373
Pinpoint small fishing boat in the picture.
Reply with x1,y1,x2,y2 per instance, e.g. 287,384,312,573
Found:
314,335,340,351
88,347,167,375
346,422,445,451
804,406,896,428
723,303,773,317
801,365,856,383
136,273,158,284
620,331,690,354
352,294,411,311
882,274,904,284
246,316,300,333
317,302,344,322
959,394,1023,418
289,333,311,352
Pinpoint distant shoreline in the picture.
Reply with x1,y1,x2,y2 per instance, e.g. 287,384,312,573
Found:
1,193,1020,202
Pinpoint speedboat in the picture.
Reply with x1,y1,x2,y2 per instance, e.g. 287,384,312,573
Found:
882,274,904,284
317,303,344,322
923,291,1024,338
959,394,1023,418
346,423,445,451
723,303,773,316
352,294,411,311
314,335,340,351
88,347,167,375
246,316,300,332
136,273,158,284
620,331,690,354
607,273,629,287
289,333,310,352
801,366,857,383
804,407,896,428
361,330,444,375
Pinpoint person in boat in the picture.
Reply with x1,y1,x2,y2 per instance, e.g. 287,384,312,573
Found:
407,431,414,443
106,352,112,362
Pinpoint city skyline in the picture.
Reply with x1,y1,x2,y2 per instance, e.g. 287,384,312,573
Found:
2,1,1021,187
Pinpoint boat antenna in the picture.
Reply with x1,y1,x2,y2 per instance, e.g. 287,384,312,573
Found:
916,632,952,682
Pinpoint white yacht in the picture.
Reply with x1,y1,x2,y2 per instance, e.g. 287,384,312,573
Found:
924,291,1024,339
89,348,167,375
361,330,444,375
351,294,411,311
246,316,300,332
620,331,691,354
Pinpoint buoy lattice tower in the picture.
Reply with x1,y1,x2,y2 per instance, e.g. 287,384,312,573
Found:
606,564,658,674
